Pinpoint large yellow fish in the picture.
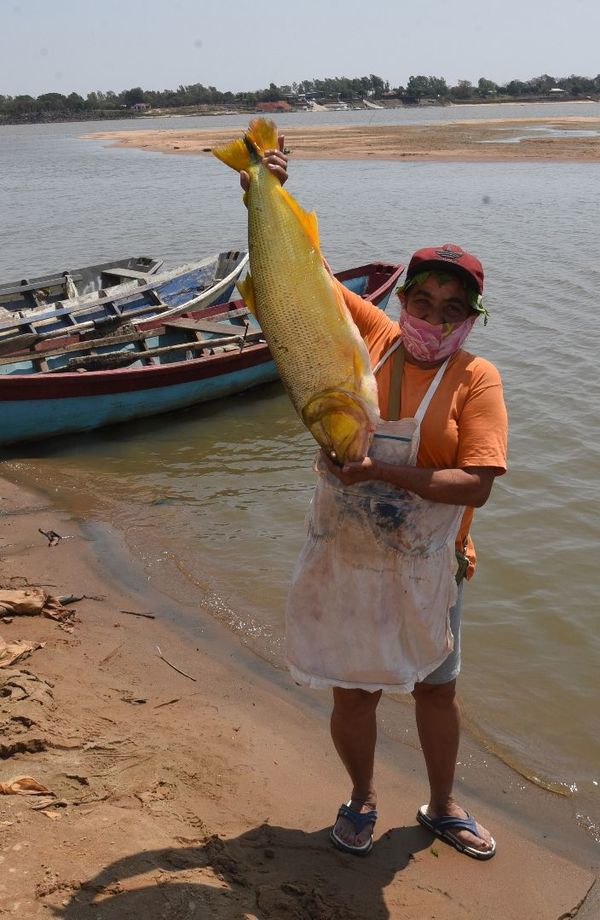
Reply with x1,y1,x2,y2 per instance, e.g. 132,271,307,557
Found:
213,118,379,464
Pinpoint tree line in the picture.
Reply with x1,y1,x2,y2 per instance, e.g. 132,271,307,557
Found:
1,72,599,123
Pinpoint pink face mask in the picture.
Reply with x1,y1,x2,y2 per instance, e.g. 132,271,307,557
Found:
398,308,477,362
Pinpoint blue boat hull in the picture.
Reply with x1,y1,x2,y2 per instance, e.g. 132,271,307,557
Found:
1,358,278,446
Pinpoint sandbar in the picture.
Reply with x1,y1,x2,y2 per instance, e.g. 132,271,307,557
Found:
87,116,600,163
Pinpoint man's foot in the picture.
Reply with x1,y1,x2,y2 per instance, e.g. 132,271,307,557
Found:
417,803,496,860
330,800,377,855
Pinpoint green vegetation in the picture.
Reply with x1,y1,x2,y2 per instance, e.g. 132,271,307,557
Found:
1,72,599,124
402,73,600,101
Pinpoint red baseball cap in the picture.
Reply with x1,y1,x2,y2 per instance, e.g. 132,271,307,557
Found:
406,243,484,296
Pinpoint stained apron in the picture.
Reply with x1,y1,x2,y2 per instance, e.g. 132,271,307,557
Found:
285,340,465,692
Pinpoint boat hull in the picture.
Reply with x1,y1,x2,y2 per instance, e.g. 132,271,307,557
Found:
0,346,277,445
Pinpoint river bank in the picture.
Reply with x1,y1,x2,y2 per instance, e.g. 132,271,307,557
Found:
3,95,599,127
87,116,600,162
0,472,598,919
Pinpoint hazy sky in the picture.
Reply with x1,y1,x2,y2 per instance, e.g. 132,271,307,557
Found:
1,0,598,98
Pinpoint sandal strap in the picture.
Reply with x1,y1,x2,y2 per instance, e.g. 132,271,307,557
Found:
431,813,478,835
337,802,378,834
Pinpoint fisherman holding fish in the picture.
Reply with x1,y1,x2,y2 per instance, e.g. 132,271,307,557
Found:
216,121,507,862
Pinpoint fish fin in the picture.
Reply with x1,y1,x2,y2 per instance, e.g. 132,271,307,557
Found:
276,186,320,251
212,137,253,173
237,273,257,317
246,118,279,156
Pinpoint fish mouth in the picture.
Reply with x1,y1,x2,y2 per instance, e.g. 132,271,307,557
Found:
302,389,376,465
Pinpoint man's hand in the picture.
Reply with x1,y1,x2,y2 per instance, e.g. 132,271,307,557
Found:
240,134,288,192
320,449,379,486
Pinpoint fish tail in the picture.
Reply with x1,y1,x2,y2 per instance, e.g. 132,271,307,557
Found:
246,118,279,156
212,137,255,173
212,117,278,173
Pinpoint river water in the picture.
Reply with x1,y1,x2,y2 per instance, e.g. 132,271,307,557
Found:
1,103,599,842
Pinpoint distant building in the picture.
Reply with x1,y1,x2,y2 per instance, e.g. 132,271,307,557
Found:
256,101,292,113
283,92,320,105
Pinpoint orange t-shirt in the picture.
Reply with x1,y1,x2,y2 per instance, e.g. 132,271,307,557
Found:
339,282,508,578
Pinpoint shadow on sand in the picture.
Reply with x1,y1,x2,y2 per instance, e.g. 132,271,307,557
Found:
52,820,432,919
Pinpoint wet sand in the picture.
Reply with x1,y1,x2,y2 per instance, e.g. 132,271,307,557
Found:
1,473,599,918
87,116,600,163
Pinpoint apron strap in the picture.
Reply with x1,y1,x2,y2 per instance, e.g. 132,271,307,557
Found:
373,337,404,422
414,358,450,425
386,345,405,421
372,336,402,374
373,340,450,424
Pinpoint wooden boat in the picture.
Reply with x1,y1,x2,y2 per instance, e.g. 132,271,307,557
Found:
0,262,403,447
0,251,249,353
0,256,163,314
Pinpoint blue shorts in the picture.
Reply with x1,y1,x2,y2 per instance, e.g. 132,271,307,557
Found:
421,582,463,685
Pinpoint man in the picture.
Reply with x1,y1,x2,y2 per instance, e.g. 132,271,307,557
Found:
242,146,508,861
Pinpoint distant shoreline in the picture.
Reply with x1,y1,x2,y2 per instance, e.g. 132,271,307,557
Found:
87,116,600,164
1,96,598,127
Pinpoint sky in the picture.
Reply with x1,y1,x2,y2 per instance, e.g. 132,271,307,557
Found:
1,0,599,98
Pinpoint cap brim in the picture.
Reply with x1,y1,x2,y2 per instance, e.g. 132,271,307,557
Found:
406,260,482,296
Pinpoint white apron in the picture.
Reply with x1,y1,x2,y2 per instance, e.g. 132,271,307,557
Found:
285,340,465,692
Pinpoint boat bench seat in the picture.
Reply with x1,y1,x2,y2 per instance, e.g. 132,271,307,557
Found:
165,317,248,337
101,268,154,281
0,274,83,296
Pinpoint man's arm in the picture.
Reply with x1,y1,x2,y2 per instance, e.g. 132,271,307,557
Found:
321,453,498,508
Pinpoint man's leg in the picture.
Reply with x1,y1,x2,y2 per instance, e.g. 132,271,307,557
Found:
412,679,494,853
411,584,493,853
330,687,381,847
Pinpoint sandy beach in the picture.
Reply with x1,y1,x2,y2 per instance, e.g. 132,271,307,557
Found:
87,116,600,163
0,471,598,919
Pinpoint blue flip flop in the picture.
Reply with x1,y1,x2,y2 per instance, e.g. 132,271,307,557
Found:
417,805,496,860
330,802,378,856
